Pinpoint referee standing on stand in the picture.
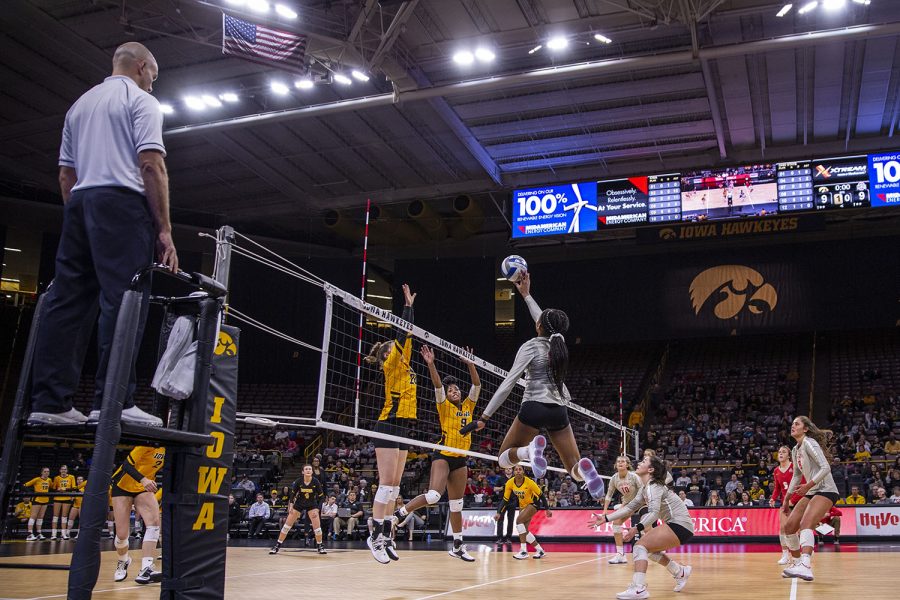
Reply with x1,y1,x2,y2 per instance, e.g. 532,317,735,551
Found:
27,42,178,426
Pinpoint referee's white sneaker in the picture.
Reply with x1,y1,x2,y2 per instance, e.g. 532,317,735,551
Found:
527,435,547,478
513,549,529,560
88,406,163,427
27,408,88,425
782,562,814,581
673,565,692,592
367,534,390,564
609,553,628,564
616,584,649,599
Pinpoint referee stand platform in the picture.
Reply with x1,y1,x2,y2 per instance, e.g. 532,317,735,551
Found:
0,227,241,599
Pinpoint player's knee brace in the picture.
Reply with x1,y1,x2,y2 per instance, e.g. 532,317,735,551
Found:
448,498,464,512
314,528,322,536
612,524,623,534
633,545,649,563
786,533,800,551
515,523,527,535
525,532,537,544
424,489,442,505
115,536,129,550
647,552,664,564
387,486,400,503
281,525,292,535
374,484,392,504
799,529,815,549
143,525,160,543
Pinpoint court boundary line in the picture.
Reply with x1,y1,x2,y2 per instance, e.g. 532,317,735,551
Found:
789,577,798,600
412,554,612,600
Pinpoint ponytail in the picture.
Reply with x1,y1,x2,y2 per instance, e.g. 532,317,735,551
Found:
540,308,570,393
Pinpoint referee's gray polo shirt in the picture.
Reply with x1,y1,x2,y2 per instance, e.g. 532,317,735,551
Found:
59,75,166,195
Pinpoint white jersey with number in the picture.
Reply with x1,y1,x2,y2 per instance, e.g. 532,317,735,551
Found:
605,471,643,505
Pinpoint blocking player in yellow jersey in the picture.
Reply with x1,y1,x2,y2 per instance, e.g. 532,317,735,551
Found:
50,464,76,540
393,344,481,562
24,467,52,541
362,283,418,564
110,446,165,585
494,465,552,559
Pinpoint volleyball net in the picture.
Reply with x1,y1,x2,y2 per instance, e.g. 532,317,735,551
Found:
220,229,639,476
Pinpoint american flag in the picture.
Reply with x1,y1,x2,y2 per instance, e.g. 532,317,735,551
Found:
222,14,307,75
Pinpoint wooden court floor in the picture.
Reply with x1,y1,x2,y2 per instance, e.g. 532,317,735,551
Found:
0,543,897,600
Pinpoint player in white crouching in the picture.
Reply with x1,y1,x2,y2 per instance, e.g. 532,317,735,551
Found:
602,456,644,564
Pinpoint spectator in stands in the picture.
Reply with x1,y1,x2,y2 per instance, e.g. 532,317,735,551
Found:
710,475,725,495
678,491,694,507
279,486,291,504
830,457,848,495
705,490,724,507
873,487,890,504
890,486,900,503
333,491,363,540
736,492,753,507
885,433,900,455
725,491,738,506
558,476,576,505
547,490,559,508
677,432,693,455
319,495,337,536
311,456,325,483
394,496,425,541
247,493,271,538
234,475,255,496
14,498,32,524
675,471,691,488
887,468,900,490
854,441,872,462
748,480,766,503
267,489,280,508
839,485,867,505
227,494,243,539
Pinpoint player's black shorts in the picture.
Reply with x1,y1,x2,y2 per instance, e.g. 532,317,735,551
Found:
292,501,319,513
110,485,142,498
373,417,415,450
668,522,694,544
517,401,569,432
54,499,73,504
806,491,840,504
432,452,467,472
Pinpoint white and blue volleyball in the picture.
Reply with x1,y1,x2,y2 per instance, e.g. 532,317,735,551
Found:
501,255,528,283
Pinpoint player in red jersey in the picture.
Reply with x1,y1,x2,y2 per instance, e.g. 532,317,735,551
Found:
770,445,806,565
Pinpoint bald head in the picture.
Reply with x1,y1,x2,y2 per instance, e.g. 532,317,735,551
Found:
112,42,158,93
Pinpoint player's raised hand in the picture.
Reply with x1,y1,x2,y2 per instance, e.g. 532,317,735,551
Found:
420,345,435,364
513,271,530,297
461,346,475,366
402,283,416,307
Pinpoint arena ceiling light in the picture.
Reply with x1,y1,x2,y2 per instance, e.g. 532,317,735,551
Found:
528,44,542,54
351,69,370,82
333,73,352,85
183,96,207,111
294,77,314,89
593,33,613,44
452,50,474,65
270,80,290,95
219,92,240,103
797,1,818,13
474,47,496,62
223,0,246,5
246,0,270,13
776,4,793,16
159,103,174,114
201,94,222,108
822,0,846,9
546,36,569,51
274,3,298,19
851,0,871,4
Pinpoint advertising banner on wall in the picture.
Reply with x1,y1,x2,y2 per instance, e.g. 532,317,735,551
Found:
451,506,900,538
868,151,900,207
511,183,598,238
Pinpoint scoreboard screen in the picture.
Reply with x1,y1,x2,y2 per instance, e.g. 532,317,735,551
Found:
680,164,778,221
810,155,870,210
776,160,814,212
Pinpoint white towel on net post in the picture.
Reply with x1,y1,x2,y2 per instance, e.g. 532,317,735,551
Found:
151,316,195,399
159,341,197,400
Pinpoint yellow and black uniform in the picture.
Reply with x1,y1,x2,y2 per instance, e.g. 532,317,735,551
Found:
373,304,418,451
73,479,87,509
14,501,32,521
111,446,165,497
291,476,324,511
433,389,478,472
498,476,547,513
25,476,52,505
53,474,76,503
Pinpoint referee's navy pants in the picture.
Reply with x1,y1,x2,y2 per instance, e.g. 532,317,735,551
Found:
30,187,155,413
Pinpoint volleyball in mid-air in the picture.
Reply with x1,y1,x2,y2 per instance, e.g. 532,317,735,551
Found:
501,255,528,283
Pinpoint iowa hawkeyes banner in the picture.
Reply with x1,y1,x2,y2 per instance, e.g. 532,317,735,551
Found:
637,213,825,244
162,324,238,599
523,236,898,342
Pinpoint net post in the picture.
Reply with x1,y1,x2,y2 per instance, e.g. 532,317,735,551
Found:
213,225,235,307
316,287,334,422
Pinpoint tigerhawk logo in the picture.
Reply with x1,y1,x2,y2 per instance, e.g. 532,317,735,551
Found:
215,331,237,356
689,265,778,320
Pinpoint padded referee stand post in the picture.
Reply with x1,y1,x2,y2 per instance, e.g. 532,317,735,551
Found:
0,294,46,543
68,290,144,599
161,299,238,599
